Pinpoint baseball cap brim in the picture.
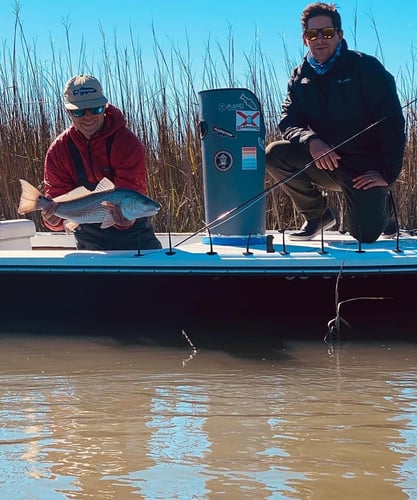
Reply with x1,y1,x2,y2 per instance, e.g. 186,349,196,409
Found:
65,95,108,110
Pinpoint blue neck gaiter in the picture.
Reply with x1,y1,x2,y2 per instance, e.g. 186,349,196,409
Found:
307,41,342,75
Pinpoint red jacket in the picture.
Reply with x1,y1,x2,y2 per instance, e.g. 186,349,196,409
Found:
43,104,147,231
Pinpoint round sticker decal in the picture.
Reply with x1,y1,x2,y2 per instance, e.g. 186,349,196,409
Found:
214,150,233,172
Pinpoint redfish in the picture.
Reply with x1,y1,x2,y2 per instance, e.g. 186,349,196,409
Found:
18,177,160,229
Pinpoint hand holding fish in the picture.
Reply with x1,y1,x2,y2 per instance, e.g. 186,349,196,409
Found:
101,201,135,228
41,200,62,227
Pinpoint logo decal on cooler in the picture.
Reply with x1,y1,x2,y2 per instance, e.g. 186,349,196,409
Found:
212,126,236,139
239,93,258,110
214,150,233,171
242,147,257,170
236,111,260,131
218,102,245,112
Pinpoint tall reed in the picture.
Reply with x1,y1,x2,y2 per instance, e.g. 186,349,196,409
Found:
0,8,416,233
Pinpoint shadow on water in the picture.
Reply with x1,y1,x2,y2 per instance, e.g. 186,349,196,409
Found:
1,270,416,359
1,295,416,362
0,317,294,362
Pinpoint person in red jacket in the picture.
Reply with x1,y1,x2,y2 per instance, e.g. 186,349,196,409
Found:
42,74,162,250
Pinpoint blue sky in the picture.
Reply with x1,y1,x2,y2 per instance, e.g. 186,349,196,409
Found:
1,0,416,97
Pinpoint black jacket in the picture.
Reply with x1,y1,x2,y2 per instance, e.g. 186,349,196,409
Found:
279,39,405,184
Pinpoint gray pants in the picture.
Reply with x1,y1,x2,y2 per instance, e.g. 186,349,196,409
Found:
266,140,390,243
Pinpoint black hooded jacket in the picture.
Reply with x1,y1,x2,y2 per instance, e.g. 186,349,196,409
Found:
279,39,405,184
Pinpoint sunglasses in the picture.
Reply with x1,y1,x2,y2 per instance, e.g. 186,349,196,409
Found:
69,106,105,118
304,27,338,41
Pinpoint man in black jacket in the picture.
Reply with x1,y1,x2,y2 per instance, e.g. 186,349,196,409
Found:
266,2,405,242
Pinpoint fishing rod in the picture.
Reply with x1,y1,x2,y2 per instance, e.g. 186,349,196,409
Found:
175,96,417,248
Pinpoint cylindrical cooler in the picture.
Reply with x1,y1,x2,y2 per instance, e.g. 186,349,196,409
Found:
198,88,266,245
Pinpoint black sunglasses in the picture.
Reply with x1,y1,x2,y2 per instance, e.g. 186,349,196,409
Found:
69,105,105,118
304,27,338,41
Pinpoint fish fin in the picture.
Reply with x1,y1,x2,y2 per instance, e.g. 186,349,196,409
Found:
94,177,115,192
18,179,44,214
52,178,115,203
64,220,79,232
53,186,93,202
100,211,117,229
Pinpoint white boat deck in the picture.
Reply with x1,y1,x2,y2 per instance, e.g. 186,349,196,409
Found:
0,224,415,276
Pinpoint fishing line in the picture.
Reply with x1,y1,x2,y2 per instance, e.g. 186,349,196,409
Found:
175,96,417,248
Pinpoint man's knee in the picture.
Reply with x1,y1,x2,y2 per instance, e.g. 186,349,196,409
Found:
349,223,385,243
265,141,291,182
265,140,287,165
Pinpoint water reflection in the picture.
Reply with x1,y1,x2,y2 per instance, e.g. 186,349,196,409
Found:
0,335,416,499
125,384,210,498
387,375,417,497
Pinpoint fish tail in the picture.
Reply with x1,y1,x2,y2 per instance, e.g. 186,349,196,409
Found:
18,179,46,214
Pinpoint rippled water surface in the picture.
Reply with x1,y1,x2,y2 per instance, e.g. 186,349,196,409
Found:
1,328,417,499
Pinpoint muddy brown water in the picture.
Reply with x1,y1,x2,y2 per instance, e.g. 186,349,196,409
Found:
0,325,416,499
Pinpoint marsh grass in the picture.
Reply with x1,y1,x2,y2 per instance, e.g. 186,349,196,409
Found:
1,8,416,233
